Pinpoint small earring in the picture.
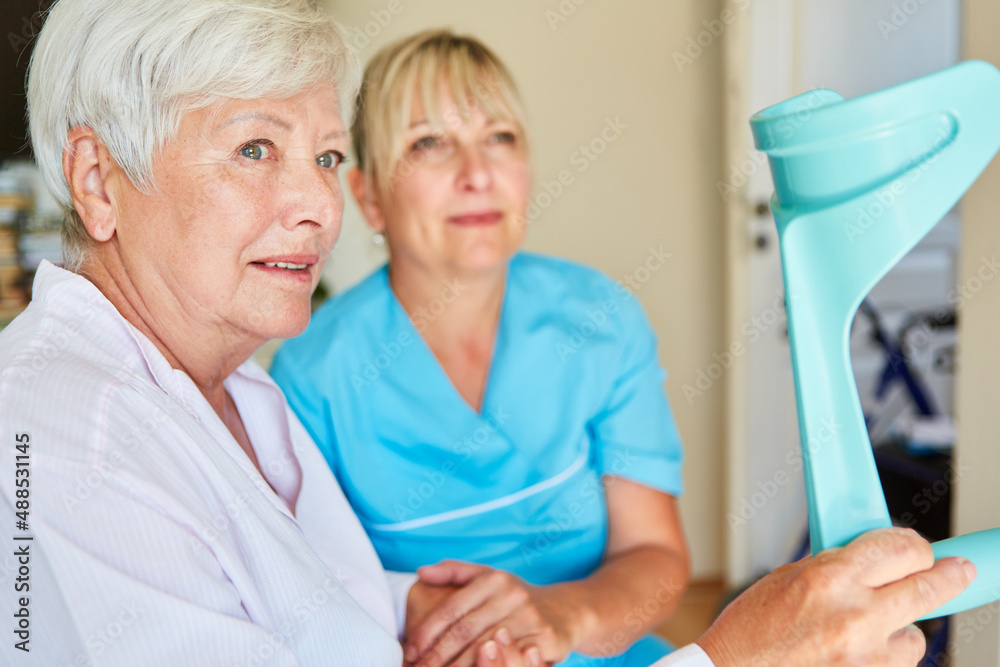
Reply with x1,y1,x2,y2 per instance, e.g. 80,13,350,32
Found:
373,231,386,247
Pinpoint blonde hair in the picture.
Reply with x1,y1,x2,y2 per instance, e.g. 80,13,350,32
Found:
351,29,528,196
28,0,359,272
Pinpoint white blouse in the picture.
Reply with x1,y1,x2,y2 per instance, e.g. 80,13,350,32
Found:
0,261,404,665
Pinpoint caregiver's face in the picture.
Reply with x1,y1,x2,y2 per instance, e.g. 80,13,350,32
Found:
113,87,347,340
379,88,532,276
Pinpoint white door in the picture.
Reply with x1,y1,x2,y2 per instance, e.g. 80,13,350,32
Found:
727,0,961,582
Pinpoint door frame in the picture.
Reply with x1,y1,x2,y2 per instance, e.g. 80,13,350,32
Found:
721,0,753,586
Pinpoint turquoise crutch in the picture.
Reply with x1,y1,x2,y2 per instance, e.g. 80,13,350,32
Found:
751,60,1000,619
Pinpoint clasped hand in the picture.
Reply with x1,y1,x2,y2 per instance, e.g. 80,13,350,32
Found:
404,560,588,667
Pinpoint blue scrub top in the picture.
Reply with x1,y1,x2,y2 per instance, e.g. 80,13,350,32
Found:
272,253,684,665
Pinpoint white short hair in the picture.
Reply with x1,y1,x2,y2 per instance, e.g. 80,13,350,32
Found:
28,0,359,272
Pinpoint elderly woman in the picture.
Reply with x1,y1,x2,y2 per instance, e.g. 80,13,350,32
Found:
2,0,515,664
268,29,976,667
0,0,974,665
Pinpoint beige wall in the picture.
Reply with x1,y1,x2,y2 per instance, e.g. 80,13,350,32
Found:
322,0,727,578
953,0,1000,663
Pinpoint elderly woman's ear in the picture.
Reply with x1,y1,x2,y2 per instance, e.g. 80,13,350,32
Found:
347,166,387,234
62,126,117,243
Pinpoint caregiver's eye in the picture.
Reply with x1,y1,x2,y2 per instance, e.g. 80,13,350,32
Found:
317,151,348,169
489,131,517,145
239,141,272,160
412,135,443,151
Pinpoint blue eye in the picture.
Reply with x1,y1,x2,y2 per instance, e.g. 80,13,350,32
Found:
317,151,347,169
240,142,270,160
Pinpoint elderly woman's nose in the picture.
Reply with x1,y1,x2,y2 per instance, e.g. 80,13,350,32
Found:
455,145,494,191
280,158,342,229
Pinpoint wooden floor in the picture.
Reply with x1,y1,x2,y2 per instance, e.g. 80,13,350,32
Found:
655,579,727,649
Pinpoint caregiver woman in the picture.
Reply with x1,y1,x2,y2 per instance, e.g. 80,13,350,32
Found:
271,30,691,667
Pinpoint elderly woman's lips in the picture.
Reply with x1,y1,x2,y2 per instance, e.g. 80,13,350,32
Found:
250,255,318,282
252,254,318,267
260,261,308,270
447,211,504,226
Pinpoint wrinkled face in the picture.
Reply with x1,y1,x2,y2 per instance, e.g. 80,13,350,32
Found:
376,88,532,277
112,87,348,341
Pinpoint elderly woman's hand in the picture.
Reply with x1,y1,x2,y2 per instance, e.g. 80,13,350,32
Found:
697,528,976,667
404,561,573,667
